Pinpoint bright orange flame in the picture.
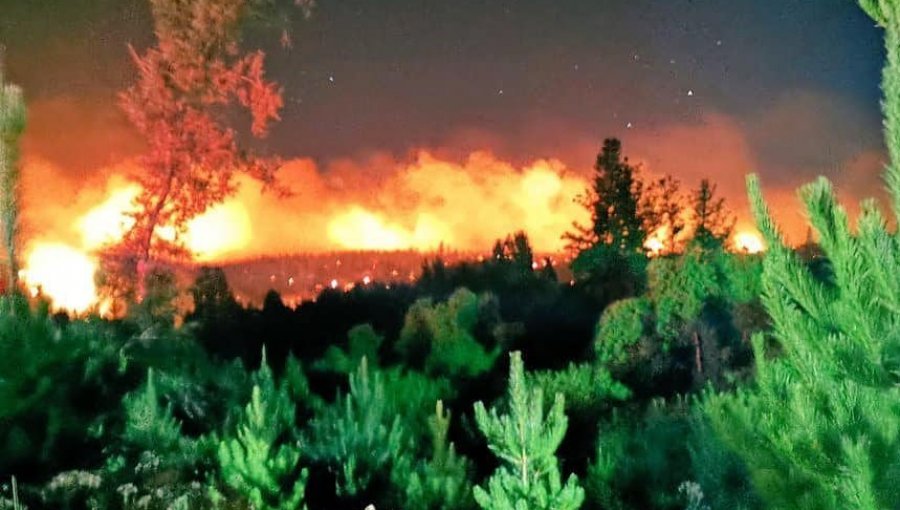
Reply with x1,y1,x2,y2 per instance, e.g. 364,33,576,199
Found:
327,207,450,251
21,243,97,313
733,230,765,254
644,237,665,256
79,185,140,249
184,202,253,261
22,182,258,311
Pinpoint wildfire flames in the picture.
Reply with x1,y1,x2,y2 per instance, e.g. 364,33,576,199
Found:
733,230,765,254
18,150,765,313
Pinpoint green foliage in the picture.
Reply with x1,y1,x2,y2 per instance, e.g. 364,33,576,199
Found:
595,297,653,366
721,254,763,304
703,23,900,500
317,323,384,374
401,401,476,510
473,351,585,510
122,368,186,454
648,251,724,339
217,355,308,510
0,61,25,292
307,357,409,498
382,368,453,445
127,267,181,333
0,305,124,476
587,400,692,510
706,11,900,491
570,243,648,302
702,173,900,508
397,288,499,379
528,363,631,415
686,413,761,510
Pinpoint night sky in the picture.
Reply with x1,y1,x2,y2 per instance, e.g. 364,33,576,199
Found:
0,0,890,231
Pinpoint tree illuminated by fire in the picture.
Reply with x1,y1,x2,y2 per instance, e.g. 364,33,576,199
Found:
107,0,310,298
0,52,25,295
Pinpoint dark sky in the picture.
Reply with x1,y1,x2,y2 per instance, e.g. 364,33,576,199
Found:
0,0,890,228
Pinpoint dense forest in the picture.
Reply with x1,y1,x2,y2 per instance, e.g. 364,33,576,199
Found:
3,0,900,509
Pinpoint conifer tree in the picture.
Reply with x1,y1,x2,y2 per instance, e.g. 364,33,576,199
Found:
218,355,308,510
566,139,650,302
123,368,184,452
566,138,646,254
473,351,585,510
689,179,734,250
0,53,25,295
307,357,408,498
402,400,476,510
702,3,900,507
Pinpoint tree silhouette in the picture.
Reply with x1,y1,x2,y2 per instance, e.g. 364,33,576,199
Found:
689,179,734,250
567,139,650,304
567,139,647,254
641,175,687,254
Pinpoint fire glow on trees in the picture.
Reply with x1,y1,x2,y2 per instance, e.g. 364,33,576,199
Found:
16,148,767,314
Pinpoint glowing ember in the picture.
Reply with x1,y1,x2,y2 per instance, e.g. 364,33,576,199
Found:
22,243,98,313
733,230,765,254
644,237,665,256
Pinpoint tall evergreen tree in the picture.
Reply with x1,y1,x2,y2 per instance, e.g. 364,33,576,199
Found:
689,179,734,250
473,351,585,510
217,355,308,510
0,53,25,295
567,138,646,254
702,3,900,508
567,139,650,302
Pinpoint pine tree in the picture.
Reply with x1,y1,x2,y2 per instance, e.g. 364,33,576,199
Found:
217,355,308,510
473,351,585,510
702,3,900,507
402,401,476,510
307,357,408,499
123,368,184,452
566,139,650,303
566,138,646,254
0,52,25,295
689,179,734,250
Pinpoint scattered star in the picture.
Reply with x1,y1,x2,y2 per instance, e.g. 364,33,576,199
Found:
328,75,335,83
498,89,504,95
626,121,633,129
687,89,694,96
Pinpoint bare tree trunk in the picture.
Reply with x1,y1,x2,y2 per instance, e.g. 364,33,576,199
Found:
692,330,704,376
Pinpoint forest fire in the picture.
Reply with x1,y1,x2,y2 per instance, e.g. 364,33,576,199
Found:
21,243,97,313
16,150,771,313
733,230,765,254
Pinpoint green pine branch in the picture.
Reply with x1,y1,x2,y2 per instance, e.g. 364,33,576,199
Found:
473,351,585,510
